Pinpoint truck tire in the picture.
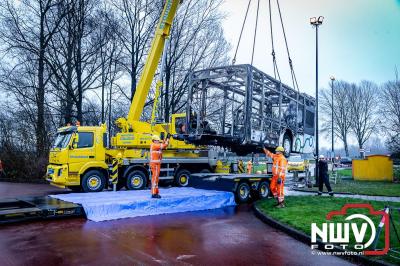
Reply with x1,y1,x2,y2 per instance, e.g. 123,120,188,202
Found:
81,170,106,193
175,169,191,187
258,181,270,199
126,170,147,190
236,182,251,203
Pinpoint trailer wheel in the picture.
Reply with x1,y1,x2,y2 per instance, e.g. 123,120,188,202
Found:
126,170,147,190
236,182,251,203
175,169,191,187
258,181,270,199
81,170,106,192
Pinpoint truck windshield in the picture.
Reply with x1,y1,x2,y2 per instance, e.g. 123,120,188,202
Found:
52,132,72,149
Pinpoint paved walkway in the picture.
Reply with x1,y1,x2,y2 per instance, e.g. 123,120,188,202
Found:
0,182,354,266
285,187,400,202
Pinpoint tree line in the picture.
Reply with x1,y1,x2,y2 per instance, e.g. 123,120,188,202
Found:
0,0,229,180
319,75,400,157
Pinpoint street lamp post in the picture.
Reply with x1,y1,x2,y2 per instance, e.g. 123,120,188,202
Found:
310,16,324,183
330,76,335,161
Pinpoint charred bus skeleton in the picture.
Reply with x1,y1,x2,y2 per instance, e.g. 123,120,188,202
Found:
183,64,316,155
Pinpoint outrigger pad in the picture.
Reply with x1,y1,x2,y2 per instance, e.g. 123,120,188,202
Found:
50,188,236,222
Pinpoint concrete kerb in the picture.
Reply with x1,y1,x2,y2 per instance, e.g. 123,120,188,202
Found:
252,202,394,266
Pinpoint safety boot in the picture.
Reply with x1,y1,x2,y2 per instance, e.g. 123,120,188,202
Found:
152,194,161,199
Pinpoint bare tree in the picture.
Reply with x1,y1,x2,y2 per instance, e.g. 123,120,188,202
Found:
111,0,160,100
380,80,400,153
0,0,67,156
320,81,353,156
95,4,124,124
47,0,107,124
348,80,378,156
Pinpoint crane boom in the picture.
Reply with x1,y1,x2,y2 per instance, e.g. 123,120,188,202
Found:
125,0,180,126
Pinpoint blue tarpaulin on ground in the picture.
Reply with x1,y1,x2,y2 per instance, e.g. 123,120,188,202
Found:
50,188,236,222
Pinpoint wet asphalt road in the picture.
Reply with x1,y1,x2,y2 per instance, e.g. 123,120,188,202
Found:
0,182,355,265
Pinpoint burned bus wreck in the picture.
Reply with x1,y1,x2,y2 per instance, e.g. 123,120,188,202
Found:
182,64,315,155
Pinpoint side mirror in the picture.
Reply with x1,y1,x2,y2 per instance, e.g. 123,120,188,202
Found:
71,133,79,149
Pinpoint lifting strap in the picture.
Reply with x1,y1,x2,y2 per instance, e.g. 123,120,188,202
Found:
268,0,280,80
275,0,300,91
232,0,252,65
232,0,301,94
251,0,260,66
275,0,300,133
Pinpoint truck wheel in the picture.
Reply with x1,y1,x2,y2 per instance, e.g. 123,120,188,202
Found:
258,181,270,199
236,182,251,203
175,169,191,187
282,133,292,155
126,170,147,190
81,170,106,192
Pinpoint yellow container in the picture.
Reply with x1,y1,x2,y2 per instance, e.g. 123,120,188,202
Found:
353,155,393,181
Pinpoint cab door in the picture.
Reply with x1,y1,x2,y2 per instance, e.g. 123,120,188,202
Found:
68,131,96,174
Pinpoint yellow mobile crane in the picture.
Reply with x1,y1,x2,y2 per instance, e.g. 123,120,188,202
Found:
46,0,314,193
46,0,220,192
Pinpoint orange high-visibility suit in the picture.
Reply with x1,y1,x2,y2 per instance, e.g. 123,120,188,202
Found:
264,150,288,203
150,140,169,195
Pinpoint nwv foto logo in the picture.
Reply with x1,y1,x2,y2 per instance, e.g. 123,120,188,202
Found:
310,203,389,256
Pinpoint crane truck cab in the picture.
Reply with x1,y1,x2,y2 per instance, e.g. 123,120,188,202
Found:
47,124,108,192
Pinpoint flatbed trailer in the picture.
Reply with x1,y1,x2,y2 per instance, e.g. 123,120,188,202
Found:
189,173,272,203
1,172,272,224
0,196,84,224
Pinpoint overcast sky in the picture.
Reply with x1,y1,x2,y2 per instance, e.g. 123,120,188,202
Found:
220,0,400,93
219,0,400,149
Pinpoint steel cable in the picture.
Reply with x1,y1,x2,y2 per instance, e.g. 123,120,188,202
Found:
232,0,252,65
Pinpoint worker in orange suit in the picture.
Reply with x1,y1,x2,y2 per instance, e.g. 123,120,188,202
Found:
246,160,253,174
263,146,288,208
150,134,170,199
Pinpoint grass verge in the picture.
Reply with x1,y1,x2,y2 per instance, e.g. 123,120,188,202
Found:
256,196,400,264
335,168,352,177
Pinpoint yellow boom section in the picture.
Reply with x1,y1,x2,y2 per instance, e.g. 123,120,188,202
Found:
126,0,180,125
